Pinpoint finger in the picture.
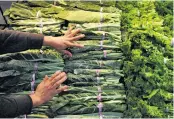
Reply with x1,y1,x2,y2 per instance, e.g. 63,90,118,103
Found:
68,28,81,37
65,42,84,48
69,34,85,41
63,85,69,91
65,27,73,36
50,71,61,81
43,75,49,82
56,85,68,94
52,75,67,89
62,50,73,57
51,72,66,85
56,50,72,57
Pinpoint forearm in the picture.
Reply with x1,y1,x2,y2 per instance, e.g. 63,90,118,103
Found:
0,95,32,118
0,30,44,54
29,93,44,107
43,36,53,46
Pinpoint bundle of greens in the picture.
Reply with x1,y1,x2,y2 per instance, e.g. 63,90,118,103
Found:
55,0,119,13
65,60,122,70
2,0,126,118
59,1,125,118
54,112,123,119
0,50,64,93
64,51,123,61
3,0,121,37
76,31,121,41
8,85,126,118
32,85,125,117
65,73,121,86
4,1,120,23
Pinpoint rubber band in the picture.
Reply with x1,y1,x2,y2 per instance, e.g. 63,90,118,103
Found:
36,10,41,18
97,102,103,119
39,19,43,28
98,86,102,93
31,73,35,92
54,0,57,5
100,7,103,23
34,62,38,70
40,26,43,34
97,93,102,101
32,73,35,82
31,63,38,94
98,23,102,31
96,77,100,84
39,23,43,33
98,7,103,30
24,114,27,119
99,61,102,67
97,102,103,111
103,50,107,58
97,2,103,119
100,32,105,49
100,0,103,5
39,19,43,34
36,11,43,34
100,7,103,13
96,69,100,76
102,32,105,40
30,81,35,94
100,40,103,49
40,49,44,54
99,113,103,119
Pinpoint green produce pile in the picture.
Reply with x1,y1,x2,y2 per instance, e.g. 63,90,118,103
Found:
4,0,121,36
116,1,173,118
1,0,125,118
1,0,173,118
0,50,64,93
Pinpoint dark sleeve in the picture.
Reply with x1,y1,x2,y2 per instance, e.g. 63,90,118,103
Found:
0,30,44,54
0,95,33,118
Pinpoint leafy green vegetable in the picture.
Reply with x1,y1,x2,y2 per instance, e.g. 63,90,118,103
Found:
119,1,173,118
0,50,64,93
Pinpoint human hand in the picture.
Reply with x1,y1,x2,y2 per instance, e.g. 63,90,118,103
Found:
29,71,68,107
43,28,85,51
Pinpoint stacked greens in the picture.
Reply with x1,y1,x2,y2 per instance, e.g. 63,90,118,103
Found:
116,1,173,118
2,0,171,118
0,50,64,93
4,0,121,36
2,0,125,118
60,0,125,118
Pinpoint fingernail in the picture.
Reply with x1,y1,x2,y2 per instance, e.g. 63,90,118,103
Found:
64,89,68,91
81,34,85,37
81,44,84,47
56,71,60,73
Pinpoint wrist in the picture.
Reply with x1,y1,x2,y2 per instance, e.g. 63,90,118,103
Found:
29,93,43,107
43,36,53,46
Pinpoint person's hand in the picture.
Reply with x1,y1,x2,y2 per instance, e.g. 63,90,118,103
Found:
29,71,68,107
43,28,85,51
